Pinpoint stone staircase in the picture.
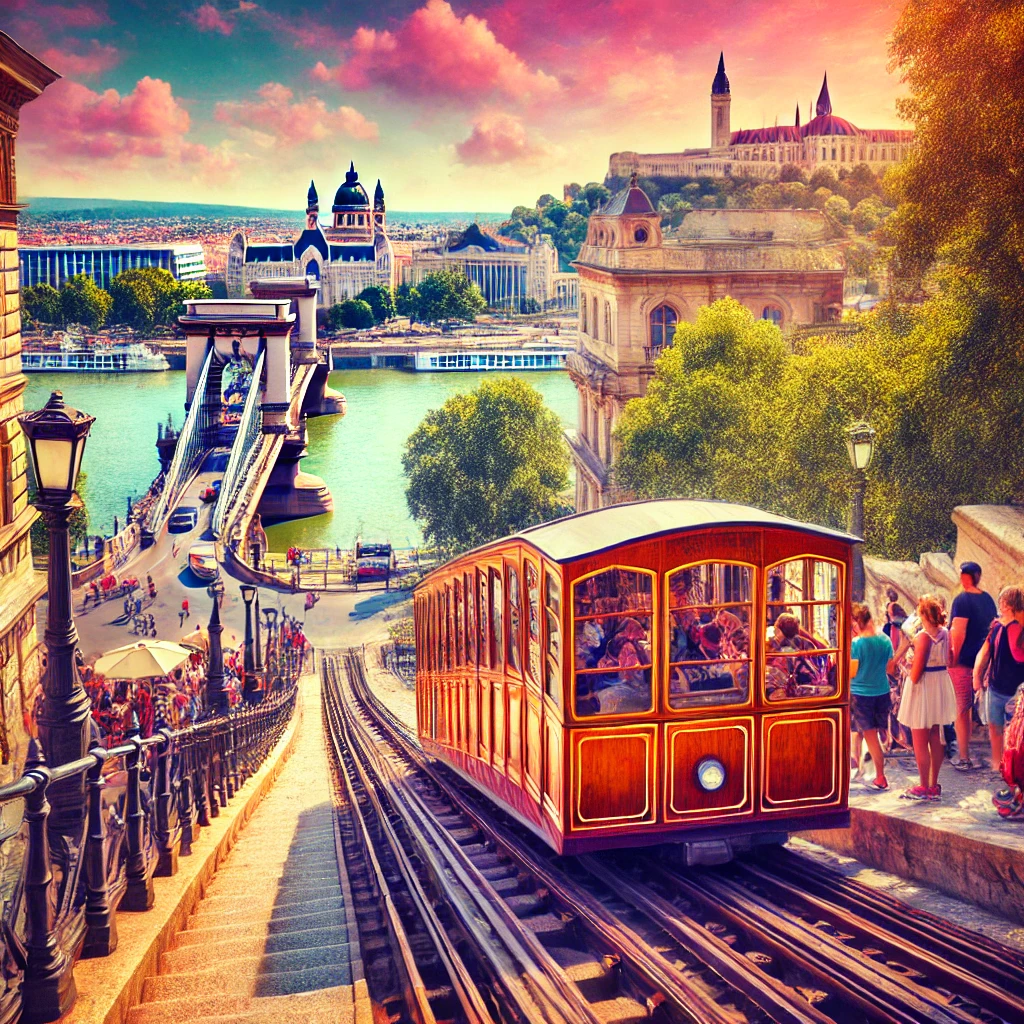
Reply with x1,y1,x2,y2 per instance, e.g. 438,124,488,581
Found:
128,676,357,1024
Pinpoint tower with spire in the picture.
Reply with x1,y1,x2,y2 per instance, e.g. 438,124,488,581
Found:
305,180,319,230
816,73,832,117
710,52,731,150
373,178,386,233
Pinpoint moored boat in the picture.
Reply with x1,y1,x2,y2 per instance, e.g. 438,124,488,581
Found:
22,333,170,373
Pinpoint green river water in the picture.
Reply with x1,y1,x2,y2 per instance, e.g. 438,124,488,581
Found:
24,369,578,551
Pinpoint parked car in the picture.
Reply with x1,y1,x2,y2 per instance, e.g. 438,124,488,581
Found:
168,505,199,533
188,542,218,580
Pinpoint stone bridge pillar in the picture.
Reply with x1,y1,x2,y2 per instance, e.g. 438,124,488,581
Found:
184,329,212,409
261,332,292,434
250,277,319,362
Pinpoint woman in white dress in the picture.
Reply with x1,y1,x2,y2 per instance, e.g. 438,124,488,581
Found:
896,594,957,800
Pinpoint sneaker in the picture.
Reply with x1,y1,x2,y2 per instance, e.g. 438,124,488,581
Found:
994,787,1021,807
927,785,942,802
900,785,930,801
951,758,975,772
997,800,1023,820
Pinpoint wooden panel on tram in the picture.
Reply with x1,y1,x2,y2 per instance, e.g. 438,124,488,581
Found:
761,710,842,809
492,679,506,775
662,529,760,571
543,719,562,824
570,726,657,831
467,678,479,760
525,693,542,803
665,718,753,820
507,682,524,786
479,678,491,762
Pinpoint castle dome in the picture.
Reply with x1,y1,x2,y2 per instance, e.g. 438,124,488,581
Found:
332,162,369,210
800,113,859,137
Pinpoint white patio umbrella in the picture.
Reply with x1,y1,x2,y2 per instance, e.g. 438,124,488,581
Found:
94,640,192,680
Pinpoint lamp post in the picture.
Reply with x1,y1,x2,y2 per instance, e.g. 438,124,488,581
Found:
845,420,876,602
262,607,278,682
20,391,95,836
240,584,257,702
252,590,263,703
206,596,227,714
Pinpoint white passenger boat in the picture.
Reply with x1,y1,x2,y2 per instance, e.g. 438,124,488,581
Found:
22,336,170,373
413,339,571,372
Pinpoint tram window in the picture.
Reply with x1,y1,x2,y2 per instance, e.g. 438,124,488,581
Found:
525,559,542,688
507,565,523,673
478,572,489,668
666,563,752,709
440,587,449,672
490,569,504,668
454,580,463,668
573,569,654,717
765,558,841,701
465,572,475,665
544,571,562,704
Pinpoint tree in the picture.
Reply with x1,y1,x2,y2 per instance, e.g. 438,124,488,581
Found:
519,297,541,314
355,285,396,324
414,269,486,323
328,299,375,330
60,274,111,329
851,196,891,234
109,267,210,330
824,194,852,225
395,282,419,320
779,164,808,184
808,167,839,192
581,182,611,211
403,376,570,552
22,283,63,326
888,0,1024,306
536,194,556,209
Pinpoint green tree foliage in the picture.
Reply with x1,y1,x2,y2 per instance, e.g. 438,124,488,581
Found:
403,377,570,552
328,299,375,330
413,269,486,323
60,274,111,329
29,471,89,555
355,284,396,324
22,283,63,326
498,183,611,268
108,267,211,330
614,297,1024,559
824,194,852,225
394,282,419,320
888,0,1024,305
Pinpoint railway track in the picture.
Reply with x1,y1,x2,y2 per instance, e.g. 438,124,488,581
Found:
325,649,1024,1024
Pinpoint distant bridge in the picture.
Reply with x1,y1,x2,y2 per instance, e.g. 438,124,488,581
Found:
146,278,345,576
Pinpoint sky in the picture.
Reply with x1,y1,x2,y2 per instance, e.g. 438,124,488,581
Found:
8,0,911,213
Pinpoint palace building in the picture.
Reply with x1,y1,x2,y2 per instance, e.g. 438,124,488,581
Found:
567,176,845,512
226,163,395,307
609,56,914,182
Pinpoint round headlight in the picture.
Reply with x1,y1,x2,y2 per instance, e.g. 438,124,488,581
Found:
696,757,726,792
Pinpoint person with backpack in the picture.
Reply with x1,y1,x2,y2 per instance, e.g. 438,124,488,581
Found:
972,585,1024,771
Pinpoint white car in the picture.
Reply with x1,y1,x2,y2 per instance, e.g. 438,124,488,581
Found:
188,542,218,581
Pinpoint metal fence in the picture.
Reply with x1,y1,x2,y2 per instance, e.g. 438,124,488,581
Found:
0,682,299,1024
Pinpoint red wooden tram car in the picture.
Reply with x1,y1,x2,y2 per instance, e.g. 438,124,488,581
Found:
414,500,855,860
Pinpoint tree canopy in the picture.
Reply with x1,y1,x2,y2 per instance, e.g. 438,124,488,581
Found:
355,284,396,324
22,283,62,326
403,376,570,553
60,274,112,329
107,267,211,331
327,298,375,330
413,269,486,324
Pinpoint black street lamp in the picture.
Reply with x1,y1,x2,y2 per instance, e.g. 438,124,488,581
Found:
21,392,95,836
240,584,258,702
845,420,876,602
206,596,227,714
252,590,264,703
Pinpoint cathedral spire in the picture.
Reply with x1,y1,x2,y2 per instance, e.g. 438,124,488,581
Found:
795,103,800,128
307,179,318,211
816,72,832,117
711,52,730,95
374,178,385,212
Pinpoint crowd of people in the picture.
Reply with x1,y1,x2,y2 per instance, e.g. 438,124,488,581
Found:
851,561,1024,819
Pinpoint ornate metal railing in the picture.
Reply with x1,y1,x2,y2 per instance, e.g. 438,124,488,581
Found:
146,347,216,536
0,683,298,1024
212,350,265,540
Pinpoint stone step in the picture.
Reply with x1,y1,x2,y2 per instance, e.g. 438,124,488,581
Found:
163,926,349,973
144,954,352,1003
191,894,345,927
204,880,343,904
183,908,346,941
195,887,343,915
127,985,352,1024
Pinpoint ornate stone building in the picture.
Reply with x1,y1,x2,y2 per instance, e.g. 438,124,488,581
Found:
227,163,395,307
0,32,58,779
610,56,914,181
567,177,845,511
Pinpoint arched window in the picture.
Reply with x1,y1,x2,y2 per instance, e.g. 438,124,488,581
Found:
580,294,588,333
603,302,612,345
761,305,783,327
592,297,599,340
649,305,677,352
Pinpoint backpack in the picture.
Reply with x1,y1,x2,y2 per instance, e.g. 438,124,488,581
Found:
1002,695,1024,790
988,623,1024,696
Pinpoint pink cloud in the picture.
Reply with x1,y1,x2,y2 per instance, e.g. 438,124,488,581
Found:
313,0,558,104
194,3,235,36
45,3,112,28
215,81,379,145
455,111,547,165
39,41,120,79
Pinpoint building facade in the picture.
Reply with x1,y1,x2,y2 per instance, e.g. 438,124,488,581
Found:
20,242,206,290
609,57,914,182
568,178,845,512
403,223,560,311
0,32,57,782
227,164,395,308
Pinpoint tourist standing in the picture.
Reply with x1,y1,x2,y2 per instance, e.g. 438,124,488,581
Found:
972,586,1024,769
949,561,997,771
898,595,957,801
850,603,893,791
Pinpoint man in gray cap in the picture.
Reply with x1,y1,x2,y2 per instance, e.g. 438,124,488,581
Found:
949,561,997,770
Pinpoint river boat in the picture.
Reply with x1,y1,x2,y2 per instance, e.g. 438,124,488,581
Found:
412,339,571,372
22,334,170,373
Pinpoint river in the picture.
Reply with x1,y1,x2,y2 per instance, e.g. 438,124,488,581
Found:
23,368,578,551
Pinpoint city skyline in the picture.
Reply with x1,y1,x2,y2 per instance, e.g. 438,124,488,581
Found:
9,0,911,211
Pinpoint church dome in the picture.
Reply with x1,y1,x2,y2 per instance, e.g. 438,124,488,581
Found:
332,162,369,210
800,113,858,137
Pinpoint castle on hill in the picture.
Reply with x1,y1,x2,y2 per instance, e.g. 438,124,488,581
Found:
608,55,914,182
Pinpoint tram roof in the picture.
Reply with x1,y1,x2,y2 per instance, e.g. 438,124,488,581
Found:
510,498,859,563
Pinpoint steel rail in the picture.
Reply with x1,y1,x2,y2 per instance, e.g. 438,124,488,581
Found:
330,656,610,1024
323,667,490,1024
337,651,817,1024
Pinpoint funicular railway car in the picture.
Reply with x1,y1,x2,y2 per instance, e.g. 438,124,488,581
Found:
413,499,855,861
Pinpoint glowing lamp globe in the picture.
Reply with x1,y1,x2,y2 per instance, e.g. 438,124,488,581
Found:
845,421,876,472
20,391,94,506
